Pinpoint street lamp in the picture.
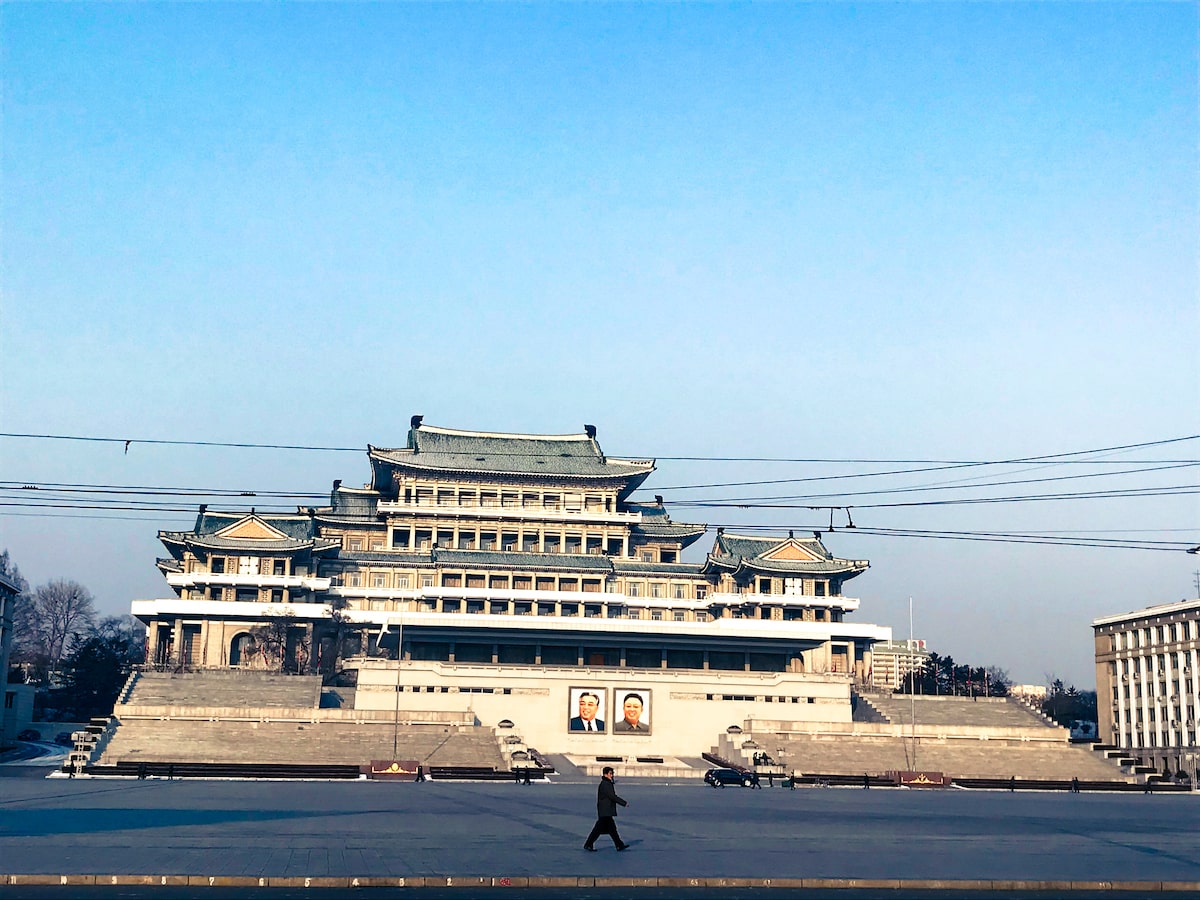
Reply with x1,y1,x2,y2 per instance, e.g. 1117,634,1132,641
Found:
390,620,403,760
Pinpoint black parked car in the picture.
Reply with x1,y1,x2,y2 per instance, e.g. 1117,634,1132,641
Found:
16,729,40,742
704,767,754,788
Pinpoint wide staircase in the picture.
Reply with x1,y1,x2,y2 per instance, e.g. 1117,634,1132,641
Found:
856,692,1055,729
121,671,322,709
721,732,1126,781
95,720,504,768
86,670,507,778
710,691,1143,788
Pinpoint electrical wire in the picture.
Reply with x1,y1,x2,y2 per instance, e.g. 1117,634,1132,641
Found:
675,484,1200,510
659,463,1200,505
2,430,1196,464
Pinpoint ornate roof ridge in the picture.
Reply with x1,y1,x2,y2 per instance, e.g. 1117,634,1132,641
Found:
416,423,597,443
718,531,822,542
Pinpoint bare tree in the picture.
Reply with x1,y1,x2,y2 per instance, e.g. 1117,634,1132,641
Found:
27,579,97,676
250,610,308,673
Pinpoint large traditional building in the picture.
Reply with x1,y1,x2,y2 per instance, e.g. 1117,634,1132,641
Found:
132,419,892,756
1094,598,1200,779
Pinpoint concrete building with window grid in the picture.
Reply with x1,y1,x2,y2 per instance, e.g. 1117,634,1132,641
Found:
1094,598,1200,779
0,572,19,745
131,418,892,757
868,639,931,690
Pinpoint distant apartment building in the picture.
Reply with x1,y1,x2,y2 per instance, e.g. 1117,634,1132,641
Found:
869,639,930,690
0,573,19,744
1094,598,1200,776
1009,684,1048,702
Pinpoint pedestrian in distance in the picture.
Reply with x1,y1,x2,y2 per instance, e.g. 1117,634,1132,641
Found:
1071,777,1080,794
583,766,629,852
863,772,870,790
750,772,762,789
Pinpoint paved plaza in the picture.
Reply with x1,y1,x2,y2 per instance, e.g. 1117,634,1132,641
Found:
1,768,1199,889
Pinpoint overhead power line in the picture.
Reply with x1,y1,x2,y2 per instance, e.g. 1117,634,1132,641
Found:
675,484,1200,510
659,462,1200,505
0,433,363,452
1,431,1196,464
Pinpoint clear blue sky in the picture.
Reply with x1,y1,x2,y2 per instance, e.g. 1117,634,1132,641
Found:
2,3,1196,687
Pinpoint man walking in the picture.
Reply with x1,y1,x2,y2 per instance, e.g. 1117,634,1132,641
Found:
583,766,630,851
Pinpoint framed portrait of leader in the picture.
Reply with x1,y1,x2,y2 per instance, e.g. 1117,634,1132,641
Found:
613,688,651,735
568,686,607,733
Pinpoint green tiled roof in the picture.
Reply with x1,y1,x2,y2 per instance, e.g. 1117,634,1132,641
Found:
369,423,654,488
714,533,831,561
336,551,435,565
609,560,705,576
192,512,317,541
717,557,867,577
183,536,323,552
625,502,670,518
631,522,708,546
705,532,869,581
312,514,385,528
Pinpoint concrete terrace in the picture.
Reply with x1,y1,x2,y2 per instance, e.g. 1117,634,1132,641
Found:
728,732,1126,781
121,672,323,710
98,719,505,769
857,693,1055,729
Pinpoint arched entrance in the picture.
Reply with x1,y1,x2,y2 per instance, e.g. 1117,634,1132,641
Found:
229,632,256,667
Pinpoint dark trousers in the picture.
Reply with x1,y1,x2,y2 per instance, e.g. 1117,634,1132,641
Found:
585,816,624,848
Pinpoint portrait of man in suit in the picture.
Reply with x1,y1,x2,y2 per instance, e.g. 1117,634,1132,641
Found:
569,689,606,733
613,690,651,734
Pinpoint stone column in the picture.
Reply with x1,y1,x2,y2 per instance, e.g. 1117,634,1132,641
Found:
146,621,159,666
173,617,185,667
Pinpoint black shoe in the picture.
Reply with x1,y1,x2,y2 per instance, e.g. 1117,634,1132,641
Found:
583,845,596,852
616,843,630,851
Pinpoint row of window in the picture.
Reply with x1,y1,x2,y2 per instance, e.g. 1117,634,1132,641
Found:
1114,653,1196,680
1121,730,1198,748
364,530,679,563
344,569,702,598
208,557,289,576
1115,680,1197,700
362,597,707,620
1110,619,1200,651
397,641,791,672
337,568,835,600
1118,707,1197,725
354,596,841,622
197,588,288,603
400,487,615,513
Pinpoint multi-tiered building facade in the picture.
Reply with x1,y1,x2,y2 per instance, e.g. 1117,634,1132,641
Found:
132,419,892,755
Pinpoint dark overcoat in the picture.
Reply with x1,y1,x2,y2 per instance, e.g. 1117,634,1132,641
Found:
597,777,627,817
